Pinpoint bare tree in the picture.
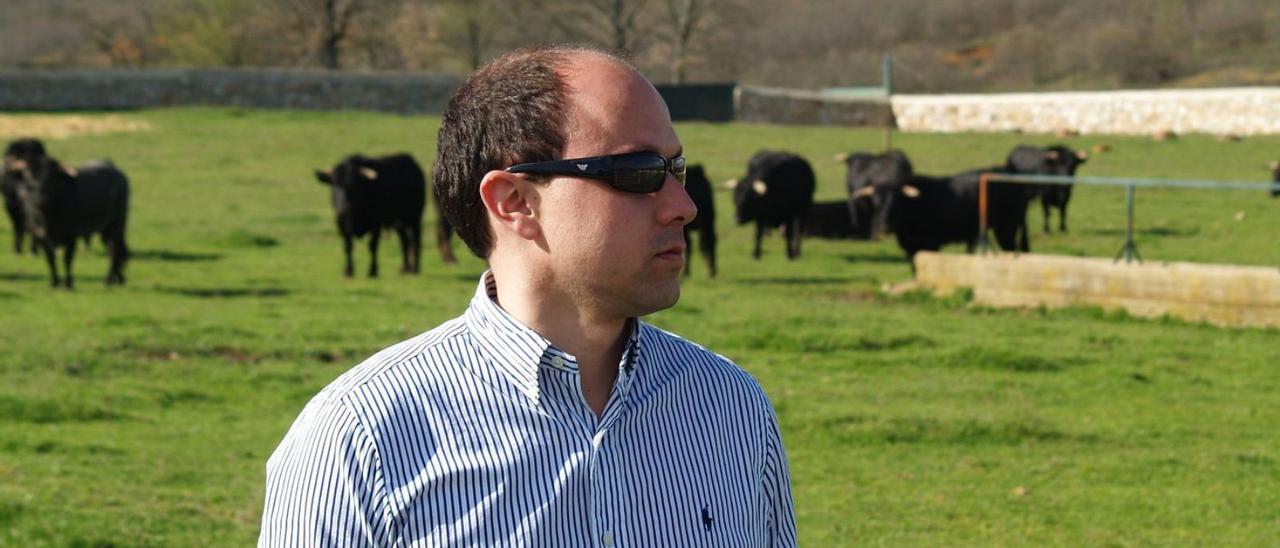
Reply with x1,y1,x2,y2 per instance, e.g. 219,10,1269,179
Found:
663,0,706,83
276,0,374,68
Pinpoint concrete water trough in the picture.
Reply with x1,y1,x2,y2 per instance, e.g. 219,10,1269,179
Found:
911,252,1280,329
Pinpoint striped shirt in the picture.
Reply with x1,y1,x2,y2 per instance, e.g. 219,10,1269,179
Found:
260,272,796,547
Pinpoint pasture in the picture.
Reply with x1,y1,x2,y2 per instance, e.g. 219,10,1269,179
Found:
1,108,1278,546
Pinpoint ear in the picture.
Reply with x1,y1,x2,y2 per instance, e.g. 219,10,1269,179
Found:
479,170,541,242
315,169,332,184
752,180,767,195
359,167,378,180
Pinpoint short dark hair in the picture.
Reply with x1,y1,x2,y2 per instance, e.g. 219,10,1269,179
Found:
433,45,626,258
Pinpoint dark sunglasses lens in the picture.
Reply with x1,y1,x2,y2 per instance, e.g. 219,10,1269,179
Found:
611,154,669,193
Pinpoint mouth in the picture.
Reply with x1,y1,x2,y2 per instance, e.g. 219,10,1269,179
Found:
655,244,686,263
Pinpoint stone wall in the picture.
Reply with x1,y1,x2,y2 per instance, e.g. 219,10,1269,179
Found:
0,69,460,114
912,252,1280,330
891,88,1280,136
736,85,896,127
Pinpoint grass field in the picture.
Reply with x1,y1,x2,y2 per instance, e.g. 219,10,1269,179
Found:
1,108,1278,546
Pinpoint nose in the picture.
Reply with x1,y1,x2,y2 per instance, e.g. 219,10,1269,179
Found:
658,172,697,227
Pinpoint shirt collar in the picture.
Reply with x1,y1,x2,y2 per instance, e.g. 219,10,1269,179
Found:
463,271,640,406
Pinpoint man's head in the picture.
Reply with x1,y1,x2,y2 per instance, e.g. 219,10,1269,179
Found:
434,45,695,318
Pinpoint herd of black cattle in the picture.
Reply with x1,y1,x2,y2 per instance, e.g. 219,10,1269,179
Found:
4,137,1279,288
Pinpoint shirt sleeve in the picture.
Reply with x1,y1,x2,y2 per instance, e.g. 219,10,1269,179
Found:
763,407,797,547
259,398,392,547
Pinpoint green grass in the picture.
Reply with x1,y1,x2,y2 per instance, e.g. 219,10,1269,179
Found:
2,108,1279,546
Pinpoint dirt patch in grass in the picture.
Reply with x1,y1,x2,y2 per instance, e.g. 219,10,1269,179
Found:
0,114,152,139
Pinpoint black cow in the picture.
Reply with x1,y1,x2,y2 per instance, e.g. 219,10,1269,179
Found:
9,155,129,288
731,151,816,260
682,164,716,277
802,201,860,240
1269,161,1279,198
840,149,913,240
3,138,48,254
1027,145,1089,232
315,153,425,278
886,174,981,267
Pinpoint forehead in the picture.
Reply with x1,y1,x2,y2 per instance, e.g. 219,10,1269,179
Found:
559,54,680,158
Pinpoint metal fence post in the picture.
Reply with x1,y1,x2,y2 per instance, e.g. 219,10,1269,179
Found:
977,173,991,254
1114,183,1143,263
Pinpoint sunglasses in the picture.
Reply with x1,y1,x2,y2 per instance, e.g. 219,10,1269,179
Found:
505,151,686,193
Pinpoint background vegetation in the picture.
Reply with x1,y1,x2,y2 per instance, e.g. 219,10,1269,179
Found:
3,0,1280,91
0,109,1278,545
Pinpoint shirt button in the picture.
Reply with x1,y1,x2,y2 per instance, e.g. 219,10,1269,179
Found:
602,531,615,546
552,356,564,367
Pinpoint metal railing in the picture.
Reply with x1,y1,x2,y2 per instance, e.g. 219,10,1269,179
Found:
976,173,1280,263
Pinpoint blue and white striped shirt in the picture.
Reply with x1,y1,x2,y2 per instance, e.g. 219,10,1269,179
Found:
260,273,796,547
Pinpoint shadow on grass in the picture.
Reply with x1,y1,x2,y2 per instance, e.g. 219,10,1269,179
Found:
154,286,290,298
820,415,1100,446
840,252,908,264
131,249,223,262
0,272,44,282
0,394,124,424
732,275,877,286
1086,226,1200,237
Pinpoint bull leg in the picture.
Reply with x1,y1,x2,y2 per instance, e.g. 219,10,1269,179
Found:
41,241,60,287
11,227,21,254
1018,220,1030,253
397,227,411,274
702,227,717,278
411,223,421,273
682,228,693,276
788,218,802,259
1060,205,1068,233
342,234,354,277
367,230,380,278
994,226,1018,252
1042,200,1052,233
753,224,764,260
63,240,76,289
105,229,128,285
436,218,456,264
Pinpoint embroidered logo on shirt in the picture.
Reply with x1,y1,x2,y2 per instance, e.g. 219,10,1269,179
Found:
576,163,589,171
701,505,713,532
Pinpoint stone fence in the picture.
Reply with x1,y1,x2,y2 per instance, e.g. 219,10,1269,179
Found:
892,88,1280,136
3,70,1279,136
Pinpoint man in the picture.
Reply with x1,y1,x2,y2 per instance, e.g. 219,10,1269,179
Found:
260,45,796,546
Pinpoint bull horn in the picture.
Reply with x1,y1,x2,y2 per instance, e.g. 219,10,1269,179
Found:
1045,150,1059,160
723,178,739,190
1269,160,1279,171
60,163,78,177
752,180,767,196
1076,150,1089,160
901,184,920,198
852,185,876,198
833,152,849,163
359,167,378,180
6,158,26,171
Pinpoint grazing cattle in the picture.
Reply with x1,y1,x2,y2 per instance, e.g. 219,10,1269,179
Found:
802,201,860,240
730,151,816,260
3,138,47,254
315,153,425,278
9,155,129,288
839,149,913,240
1029,145,1088,233
681,164,716,277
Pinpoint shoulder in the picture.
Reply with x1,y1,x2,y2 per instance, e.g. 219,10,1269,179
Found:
637,323,773,409
301,317,471,421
